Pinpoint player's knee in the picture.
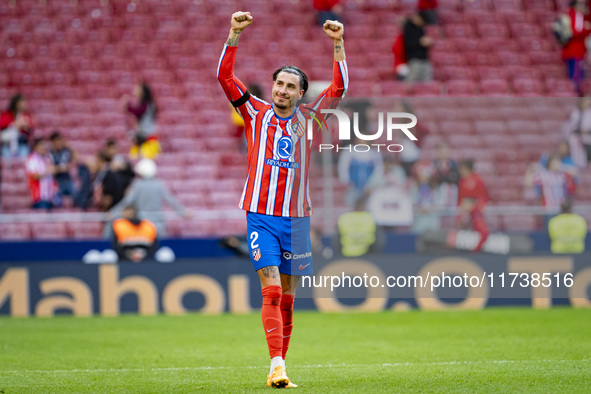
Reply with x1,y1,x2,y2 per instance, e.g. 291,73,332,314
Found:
262,285,282,305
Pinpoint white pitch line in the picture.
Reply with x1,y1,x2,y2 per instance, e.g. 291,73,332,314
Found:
0,359,589,375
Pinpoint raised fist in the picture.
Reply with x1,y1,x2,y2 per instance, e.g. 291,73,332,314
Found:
323,20,344,41
231,11,253,32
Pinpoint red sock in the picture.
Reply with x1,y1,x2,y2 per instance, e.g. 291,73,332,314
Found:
280,294,295,360
261,285,283,359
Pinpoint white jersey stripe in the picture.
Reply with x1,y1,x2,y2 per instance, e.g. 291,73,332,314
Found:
297,134,306,217
216,45,228,79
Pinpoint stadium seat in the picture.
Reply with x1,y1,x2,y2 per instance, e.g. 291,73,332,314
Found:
476,23,509,39
546,79,577,96
30,222,68,240
0,223,31,240
444,24,475,39
479,79,510,95
512,78,545,96
502,215,538,232
431,52,465,67
66,222,103,239
411,82,443,96
465,52,499,67
446,80,478,95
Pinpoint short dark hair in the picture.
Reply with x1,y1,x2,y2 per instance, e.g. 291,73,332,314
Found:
459,159,474,171
32,137,44,148
272,66,308,94
97,150,111,163
106,139,117,148
561,198,573,213
49,131,62,141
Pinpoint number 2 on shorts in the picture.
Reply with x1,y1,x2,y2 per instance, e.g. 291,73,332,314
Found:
250,231,259,249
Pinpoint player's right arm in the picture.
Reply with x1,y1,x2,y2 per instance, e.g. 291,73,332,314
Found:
217,12,259,119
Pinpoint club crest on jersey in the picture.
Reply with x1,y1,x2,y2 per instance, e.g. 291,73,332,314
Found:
291,121,304,138
277,136,292,159
253,248,261,261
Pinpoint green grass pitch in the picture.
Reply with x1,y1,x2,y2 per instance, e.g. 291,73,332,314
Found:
1,307,590,392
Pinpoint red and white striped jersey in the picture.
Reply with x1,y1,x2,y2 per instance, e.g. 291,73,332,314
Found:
217,44,348,217
531,168,569,208
25,152,55,203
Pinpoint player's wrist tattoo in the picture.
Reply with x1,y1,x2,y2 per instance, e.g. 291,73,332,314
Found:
227,30,241,46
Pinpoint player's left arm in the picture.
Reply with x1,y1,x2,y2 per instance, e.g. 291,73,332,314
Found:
305,20,348,118
324,20,347,97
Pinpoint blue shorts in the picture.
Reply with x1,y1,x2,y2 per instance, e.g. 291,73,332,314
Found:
246,212,313,276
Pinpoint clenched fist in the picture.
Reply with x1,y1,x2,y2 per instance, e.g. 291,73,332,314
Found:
231,11,253,32
323,20,344,41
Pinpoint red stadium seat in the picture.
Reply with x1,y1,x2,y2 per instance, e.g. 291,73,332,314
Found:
439,121,474,135
440,66,478,81
497,51,531,67
431,52,465,67
444,24,475,39
512,78,545,96
0,223,31,240
502,216,538,232
465,52,499,67
411,82,443,96
447,80,478,95
475,67,510,81
509,22,543,38
66,222,103,239
379,81,411,97
479,79,510,95
30,222,68,240
450,37,485,52
529,51,559,65
546,79,577,96
475,120,508,134
476,23,509,39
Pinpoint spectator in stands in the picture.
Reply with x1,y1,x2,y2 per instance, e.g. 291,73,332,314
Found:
457,159,489,211
562,96,591,167
121,82,159,159
561,0,591,95
25,138,56,209
0,93,34,159
540,140,578,178
49,131,76,199
313,0,343,26
403,11,434,82
458,197,490,253
338,136,384,206
392,19,408,80
525,154,576,212
432,142,459,206
418,0,438,25
335,196,383,257
104,139,134,190
98,150,133,211
111,204,159,262
410,161,442,234
110,158,189,237
548,198,587,253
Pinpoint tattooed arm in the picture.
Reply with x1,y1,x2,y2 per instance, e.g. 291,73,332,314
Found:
323,20,345,62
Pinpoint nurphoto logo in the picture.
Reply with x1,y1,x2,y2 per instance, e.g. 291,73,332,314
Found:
306,110,418,152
